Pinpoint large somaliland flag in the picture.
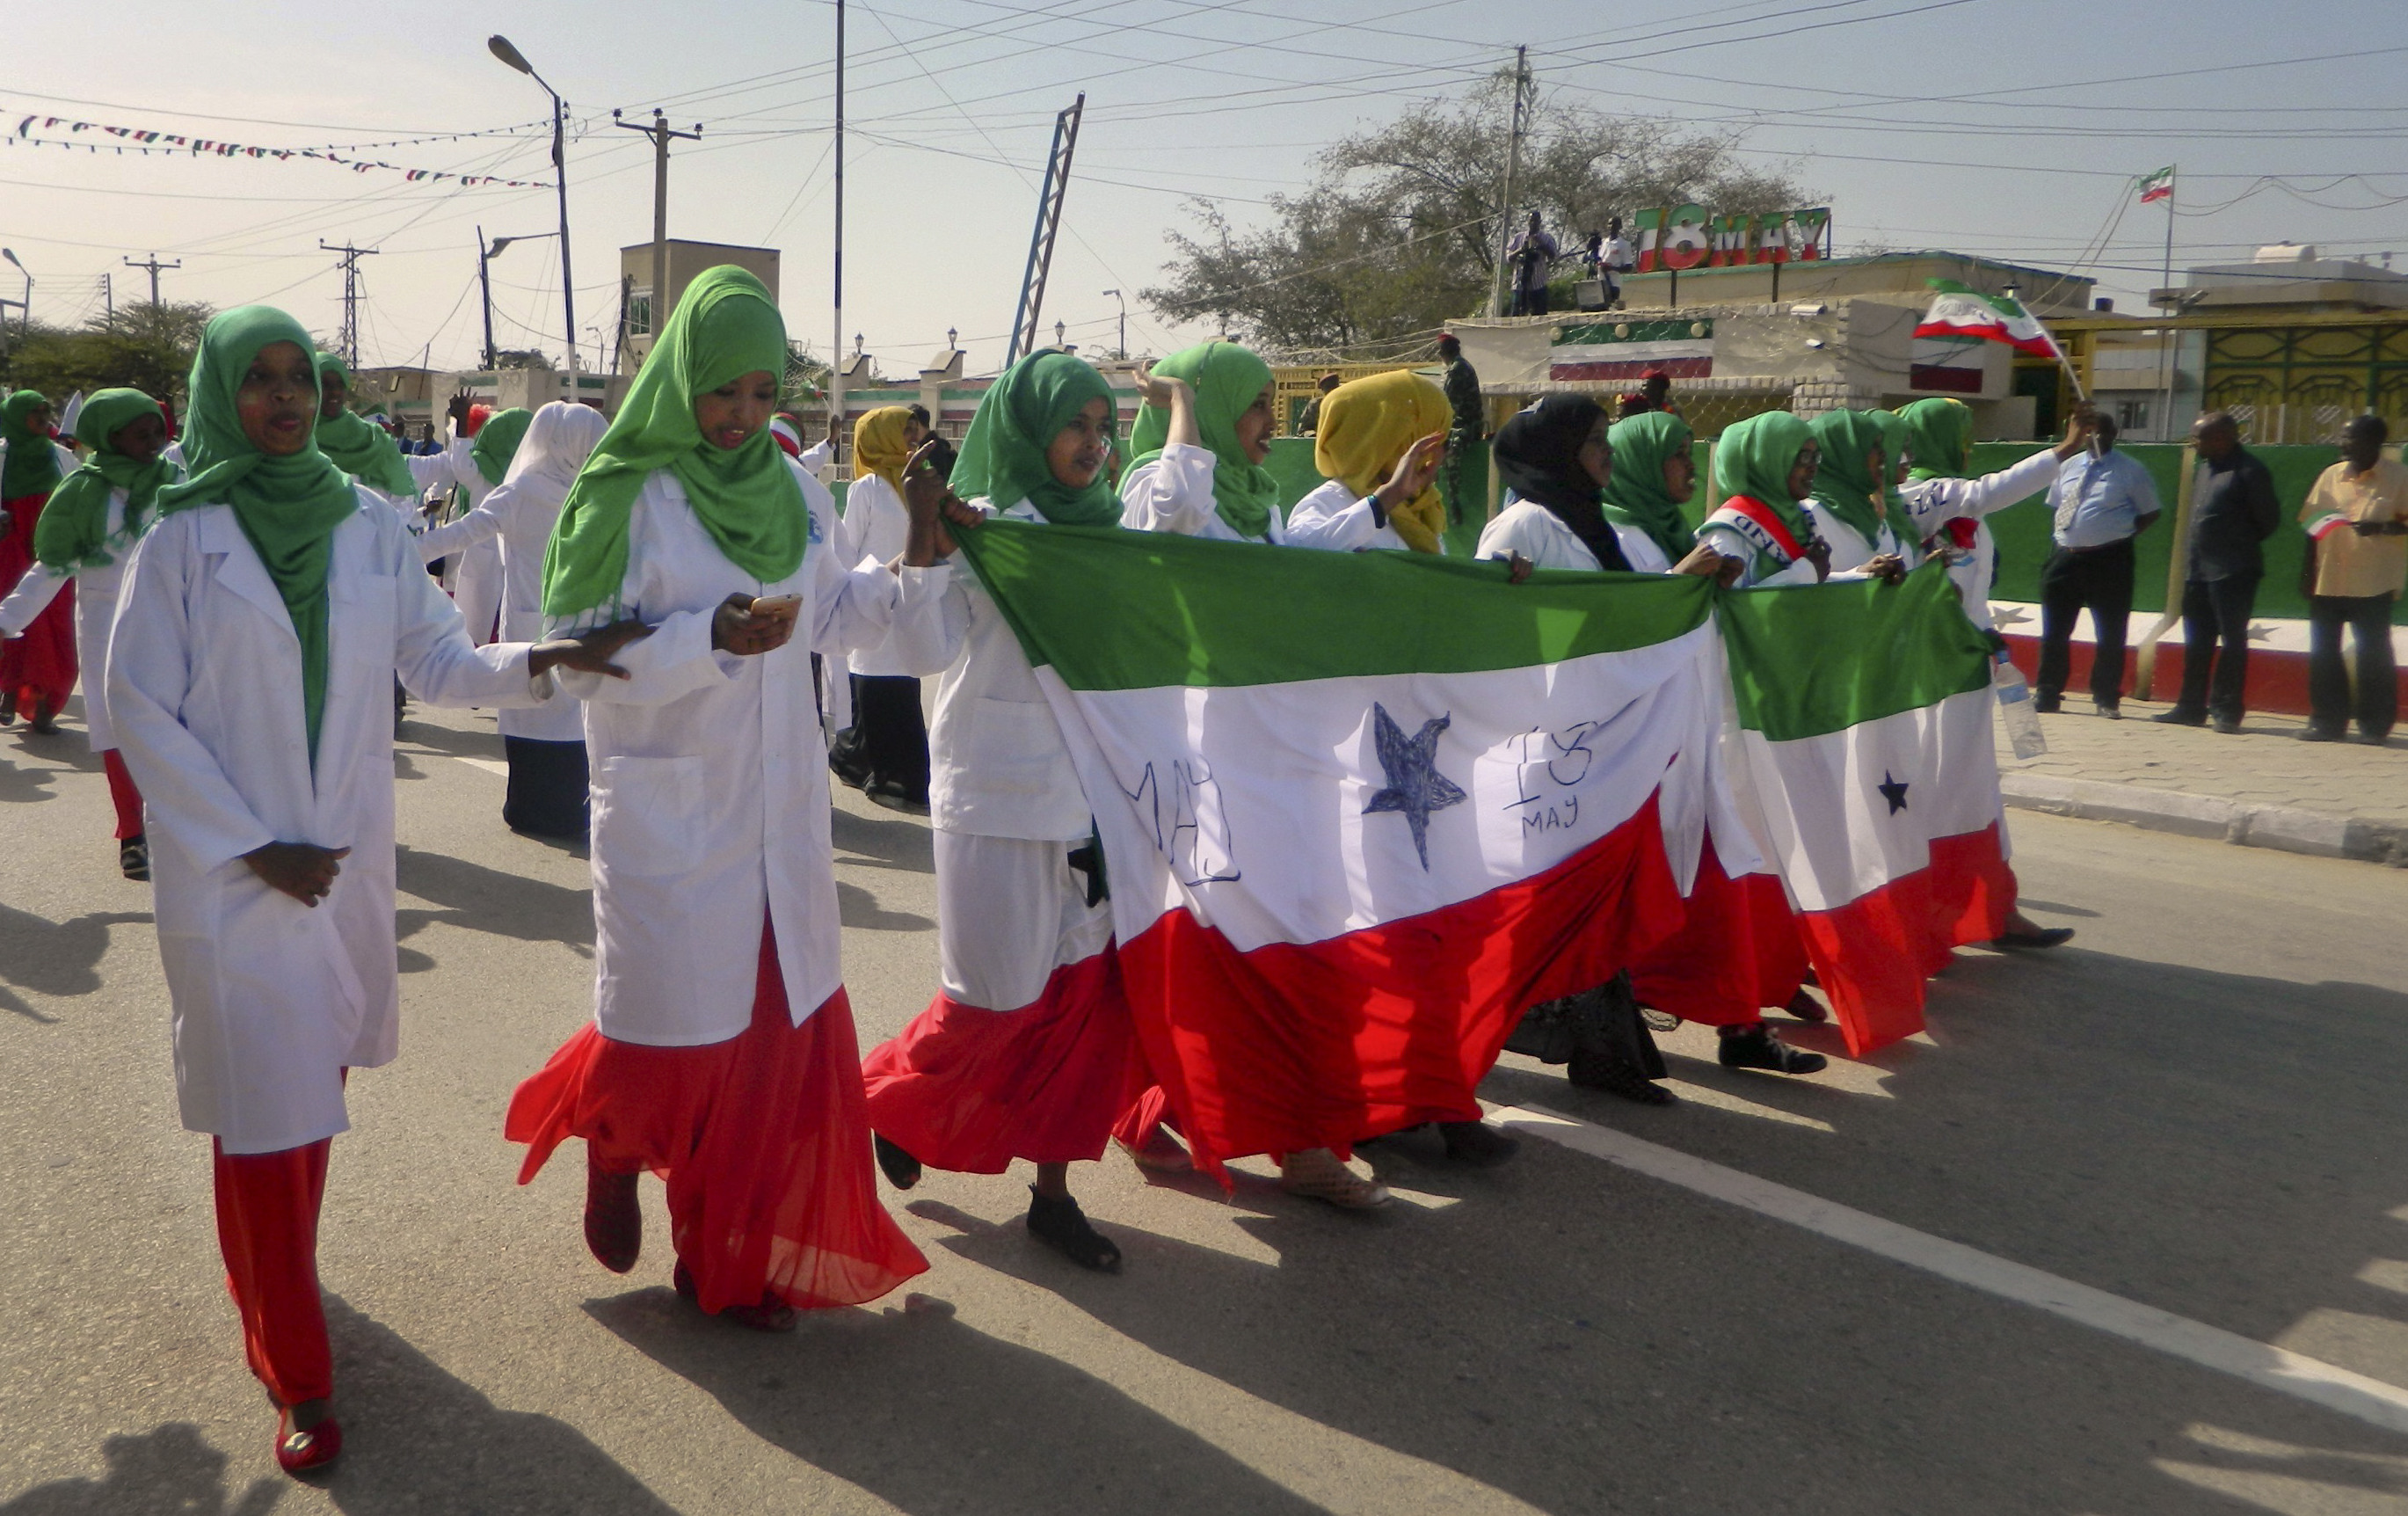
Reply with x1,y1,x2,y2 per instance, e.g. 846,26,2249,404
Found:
1718,563,2018,1055
952,521,1716,1179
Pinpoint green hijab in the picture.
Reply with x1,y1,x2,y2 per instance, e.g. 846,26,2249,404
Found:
470,406,534,486
1899,397,1971,481
1805,408,1888,548
543,266,806,618
156,306,361,761
949,350,1121,527
33,389,173,570
1873,409,1911,521
310,352,419,498
1713,412,1816,543
1599,411,1697,565
2,390,62,499
1124,340,1278,539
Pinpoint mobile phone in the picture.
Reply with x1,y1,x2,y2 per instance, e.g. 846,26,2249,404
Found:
750,594,803,616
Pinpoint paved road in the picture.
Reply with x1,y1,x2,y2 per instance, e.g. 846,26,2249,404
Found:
4,700,2405,1515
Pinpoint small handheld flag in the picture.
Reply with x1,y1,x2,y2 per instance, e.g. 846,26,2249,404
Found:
2138,166,2174,205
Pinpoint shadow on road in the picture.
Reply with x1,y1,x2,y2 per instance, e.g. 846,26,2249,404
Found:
0,1423,280,1516
0,904,149,1020
837,879,933,932
394,846,593,954
586,1283,1328,1516
832,804,935,875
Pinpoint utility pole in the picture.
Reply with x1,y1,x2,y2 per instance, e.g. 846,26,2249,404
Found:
832,0,847,470
124,253,180,307
614,109,701,356
1490,46,1532,318
319,239,381,368
101,273,112,327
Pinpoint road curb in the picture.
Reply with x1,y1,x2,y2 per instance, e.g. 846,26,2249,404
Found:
2000,773,2408,867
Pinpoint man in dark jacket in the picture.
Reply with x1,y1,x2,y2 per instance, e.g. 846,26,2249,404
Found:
1437,333,1485,528
2157,412,2281,732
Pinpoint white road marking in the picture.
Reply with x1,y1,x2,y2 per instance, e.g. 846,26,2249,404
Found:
1489,1102,2408,1438
453,755,509,776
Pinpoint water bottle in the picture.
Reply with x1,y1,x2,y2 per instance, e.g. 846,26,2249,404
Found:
1994,650,2047,760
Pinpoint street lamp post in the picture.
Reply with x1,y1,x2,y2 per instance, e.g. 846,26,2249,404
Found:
1053,318,1066,351
477,229,557,372
488,36,577,402
1102,288,1124,359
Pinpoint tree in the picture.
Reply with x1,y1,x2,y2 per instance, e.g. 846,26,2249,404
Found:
491,348,555,370
782,340,832,408
4,302,214,409
1142,79,1811,358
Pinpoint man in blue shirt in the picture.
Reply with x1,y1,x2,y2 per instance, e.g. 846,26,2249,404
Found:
2035,415,2161,716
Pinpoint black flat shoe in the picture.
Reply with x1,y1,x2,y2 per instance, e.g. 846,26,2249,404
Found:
584,1154,642,1273
2298,725,2344,743
2212,716,2243,734
1992,926,2074,949
1718,1025,1827,1075
2152,708,2206,726
119,835,149,882
1568,1048,1676,1105
1027,1188,1121,1272
1780,988,1828,1024
874,1134,922,1191
1439,1119,1519,1167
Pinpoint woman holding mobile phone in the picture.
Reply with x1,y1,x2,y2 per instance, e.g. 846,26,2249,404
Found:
506,266,953,1330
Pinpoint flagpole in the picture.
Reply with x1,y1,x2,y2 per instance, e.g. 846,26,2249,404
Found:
2156,164,2176,442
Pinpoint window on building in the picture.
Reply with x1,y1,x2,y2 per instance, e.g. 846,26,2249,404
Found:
627,291,653,338
2114,399,2151,434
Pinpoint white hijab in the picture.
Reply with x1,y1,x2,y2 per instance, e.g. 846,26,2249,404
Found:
497,400,610,509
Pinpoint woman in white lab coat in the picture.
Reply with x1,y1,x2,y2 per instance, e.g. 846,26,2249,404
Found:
1283,369,1451,554
1118,339,1284,543
415,399,608,838
1803,408,1911,575
107,305,639,1476
826,404,935,807
1692,412,1830,588
504,266,944,1331
0,389,178,877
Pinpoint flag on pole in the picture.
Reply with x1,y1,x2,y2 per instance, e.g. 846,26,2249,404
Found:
952,521,1715,1177
2137,166,2174,204
1718,565,2018,1056
1914,279,2065,361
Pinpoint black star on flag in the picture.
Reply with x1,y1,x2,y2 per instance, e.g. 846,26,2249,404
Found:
1878,770,1910,815
1363,703,1466,871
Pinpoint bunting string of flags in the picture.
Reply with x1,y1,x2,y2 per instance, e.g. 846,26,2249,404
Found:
8,112,556,188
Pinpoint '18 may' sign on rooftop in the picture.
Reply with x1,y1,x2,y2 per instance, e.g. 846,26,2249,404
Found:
1633,205,1832,272
1551,319,1714,383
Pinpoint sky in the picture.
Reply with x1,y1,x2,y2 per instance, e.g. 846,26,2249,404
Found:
5,0,2405,380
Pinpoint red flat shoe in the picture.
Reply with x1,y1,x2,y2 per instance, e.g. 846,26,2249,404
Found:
584,1153,641,1273
275,1403,342,1476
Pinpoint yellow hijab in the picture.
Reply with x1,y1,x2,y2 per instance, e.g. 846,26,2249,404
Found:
1313,370,1451,552
853,405,914,495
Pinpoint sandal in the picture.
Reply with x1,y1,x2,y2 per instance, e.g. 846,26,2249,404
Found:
1278,1148,1391,1209
1027,1186,1123,1272
1114,1123,1192,1173
274,1400,343,1476
674,1261,797,1332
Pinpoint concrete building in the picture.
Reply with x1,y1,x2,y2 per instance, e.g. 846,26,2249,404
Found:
618,239,781,374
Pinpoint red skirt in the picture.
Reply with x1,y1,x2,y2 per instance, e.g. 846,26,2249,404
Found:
0,492,76,714
1629,847,1808,1025
505,924,927,1316
861,949,1150,1175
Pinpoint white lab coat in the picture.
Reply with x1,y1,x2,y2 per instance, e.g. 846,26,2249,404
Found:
1696,505,1821,588
1475,498,1611,572
0,481,163,751
106,488,548,1154
906,498,1092,844
549,462,940,1048
1282,477,1415,553
417,403,607,741
1802,507,1903,576
835,471,921,677
1897,449,2061,630
1118,442,1284,543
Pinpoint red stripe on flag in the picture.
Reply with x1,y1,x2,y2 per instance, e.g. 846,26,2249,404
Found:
1630,843,1808,1025
1117,791,1687,1182
1795,821,2016,1057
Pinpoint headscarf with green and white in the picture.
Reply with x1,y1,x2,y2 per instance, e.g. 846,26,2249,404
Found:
1898,397,1971,482
542,266,806,618
1124,340,1278,539
33,388,174,570
470,406,535,486
949,350,1120,527
1711,411,1815,543
1872,409,1911,521
1805,408,1888,548
156,306,362,760
310,352,419,498
1,389,62,499
1599,410,1696,565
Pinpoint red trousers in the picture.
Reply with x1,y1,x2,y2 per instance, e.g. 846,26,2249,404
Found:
101,748,142,841
212,1137,334,1407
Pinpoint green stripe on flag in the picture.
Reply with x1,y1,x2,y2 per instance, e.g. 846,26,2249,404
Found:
1718,562,1993,741
950,518,1713,691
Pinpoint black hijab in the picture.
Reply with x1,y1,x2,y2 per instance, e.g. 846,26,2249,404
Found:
1493,395,1630,571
